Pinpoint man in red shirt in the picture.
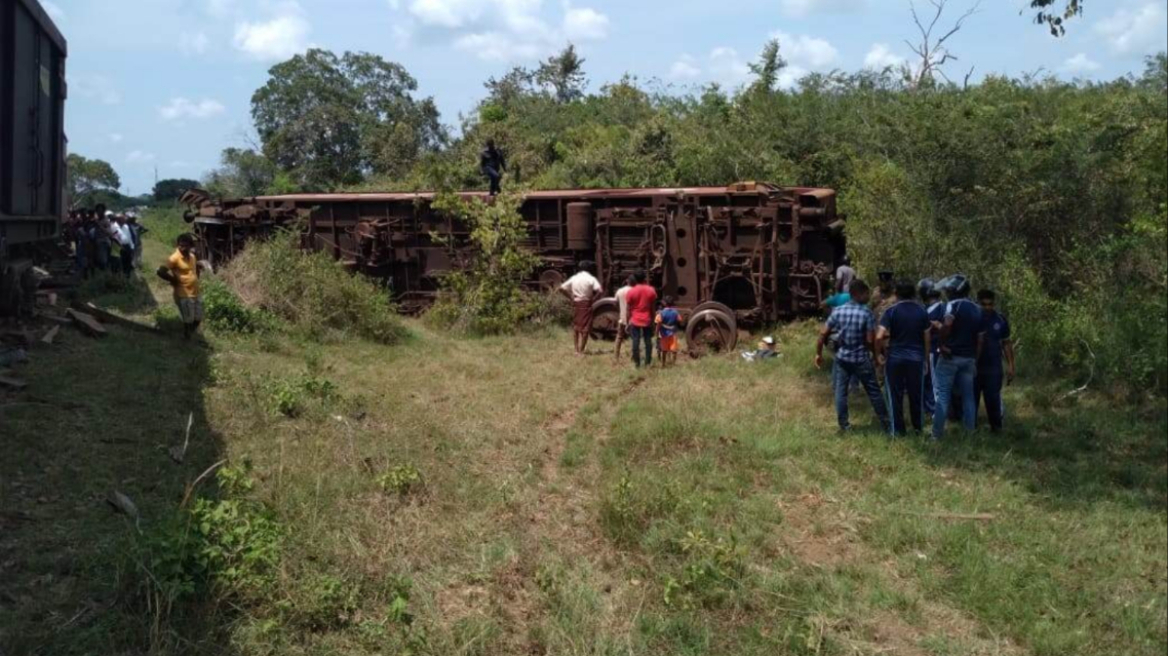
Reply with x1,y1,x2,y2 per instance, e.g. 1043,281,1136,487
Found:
624,271,658,368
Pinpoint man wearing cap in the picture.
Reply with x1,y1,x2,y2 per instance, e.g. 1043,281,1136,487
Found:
559,261,603,357
815,279,891,433
931,274,984,440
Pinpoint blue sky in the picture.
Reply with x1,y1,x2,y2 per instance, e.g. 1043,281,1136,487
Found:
45,0,1168,195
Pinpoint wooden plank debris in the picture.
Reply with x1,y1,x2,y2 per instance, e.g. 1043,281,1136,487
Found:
65,309,108,338
0,375,28,390
72,302,158,334
41,326,60,345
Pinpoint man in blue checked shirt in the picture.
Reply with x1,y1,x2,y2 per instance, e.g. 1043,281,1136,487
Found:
932,275,983,440
815,280,891,433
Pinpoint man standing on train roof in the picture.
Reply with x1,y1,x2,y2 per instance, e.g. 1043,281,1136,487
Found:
481,139,506,196
835,255,856,294
560,261,603,357
815,279,891,433
975,288,1015,433
931,274,984,440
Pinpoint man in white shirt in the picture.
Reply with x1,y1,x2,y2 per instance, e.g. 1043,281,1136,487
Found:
113,214,135,277
613,275,634,361
559,261,603,356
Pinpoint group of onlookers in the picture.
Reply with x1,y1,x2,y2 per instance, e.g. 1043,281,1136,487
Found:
63,204,147,278
817,256,1015,440
558,262,681,368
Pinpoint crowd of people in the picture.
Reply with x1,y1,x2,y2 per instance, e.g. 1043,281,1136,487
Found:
557,255,1014,440
62,204,147,279
817,256,1015,440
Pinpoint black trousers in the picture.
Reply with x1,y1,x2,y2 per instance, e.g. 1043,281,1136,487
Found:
975,368,1005,430
885,357,925,434
484,166,501,195
119,247,134,276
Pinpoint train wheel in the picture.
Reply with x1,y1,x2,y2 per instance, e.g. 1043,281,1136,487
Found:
691,300,734,317
539,269,565,292
685,308,737,356
590,297,620,341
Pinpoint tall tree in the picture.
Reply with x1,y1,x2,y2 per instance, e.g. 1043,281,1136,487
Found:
536,45,587,104
66,154,120,207
152,178,201,202
204,148,281,198
748,39,788,93
250,49,445,189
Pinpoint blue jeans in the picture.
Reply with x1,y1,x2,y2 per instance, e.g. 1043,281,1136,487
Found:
630,325,653,367
832,358,889,431
885,357,925,435
932,355,977,439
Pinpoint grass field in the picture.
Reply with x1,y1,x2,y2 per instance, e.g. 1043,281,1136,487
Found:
2,218,1165,656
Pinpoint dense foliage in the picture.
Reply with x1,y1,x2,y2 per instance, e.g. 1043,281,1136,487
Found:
222,229,407,344
222,42,1167,393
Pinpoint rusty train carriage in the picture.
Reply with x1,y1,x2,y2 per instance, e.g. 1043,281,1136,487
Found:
184,182,845,352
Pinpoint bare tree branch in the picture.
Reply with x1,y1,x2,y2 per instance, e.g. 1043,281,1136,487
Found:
906,0,982,89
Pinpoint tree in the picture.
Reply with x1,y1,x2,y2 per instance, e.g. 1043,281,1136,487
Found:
250,49,445,189
905,0,981,88
204,148,283,198
66,154,120,208
748,39,788,93
1029,0,1083,36
153,178,201,202
536,45,587,103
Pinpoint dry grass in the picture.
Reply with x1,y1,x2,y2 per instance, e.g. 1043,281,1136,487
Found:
3,231,1165,656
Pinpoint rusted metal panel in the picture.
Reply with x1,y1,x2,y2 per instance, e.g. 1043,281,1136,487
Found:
186,182,845,323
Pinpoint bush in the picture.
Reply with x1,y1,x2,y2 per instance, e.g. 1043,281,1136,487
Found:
426,192,544,335
201,277,278,334
222,229,407,344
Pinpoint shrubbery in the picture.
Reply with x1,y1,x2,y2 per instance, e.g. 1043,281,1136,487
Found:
221,228,407,344
425,191,550,335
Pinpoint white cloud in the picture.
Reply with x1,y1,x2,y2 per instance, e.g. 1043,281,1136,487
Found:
777,65,808,89
108,133,124,144
126,150,156,164
771,31,838,68
169,160,193,169
455,31,546,61
408,0,484,28
70,75,121,105
234,3,311,61
43,1,64,20
708,47,752,85
669,55,702,80
400,0,608,62
863,43,905,70
1096,2,1168,55
780,0,863,18
1062,52,1102,74
159,97,227,121
563,7,608,40
180,31,211,56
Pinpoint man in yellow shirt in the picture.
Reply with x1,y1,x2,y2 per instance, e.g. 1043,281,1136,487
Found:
156,233,203,339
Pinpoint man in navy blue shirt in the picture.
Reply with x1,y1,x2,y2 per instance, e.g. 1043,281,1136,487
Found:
975,289,1014,432
816,280,891,433
931,275,983,439
876,280,932,436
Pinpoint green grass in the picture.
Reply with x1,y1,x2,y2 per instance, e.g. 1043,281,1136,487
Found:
2,229,1164,656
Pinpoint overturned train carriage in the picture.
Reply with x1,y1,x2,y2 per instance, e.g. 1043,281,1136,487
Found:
183,182,846,352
